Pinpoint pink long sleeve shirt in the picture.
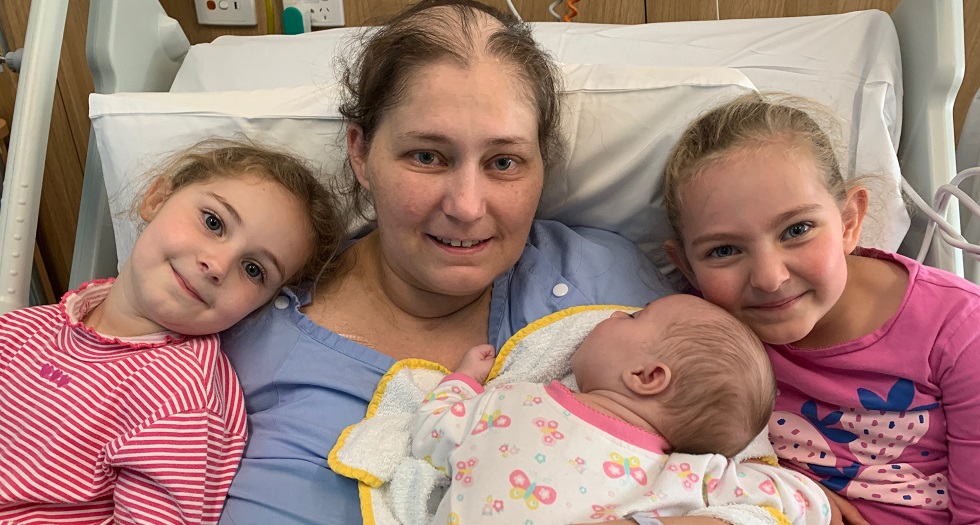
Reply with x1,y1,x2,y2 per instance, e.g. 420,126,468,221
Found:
0,280,247,524
767,249,980,524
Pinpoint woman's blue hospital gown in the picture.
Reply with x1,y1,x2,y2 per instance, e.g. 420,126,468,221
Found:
217,220,674,525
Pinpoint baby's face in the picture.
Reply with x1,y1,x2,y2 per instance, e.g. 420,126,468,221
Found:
572,295,712,391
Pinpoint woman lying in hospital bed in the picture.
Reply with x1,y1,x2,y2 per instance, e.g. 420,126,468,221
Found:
213,1,836,524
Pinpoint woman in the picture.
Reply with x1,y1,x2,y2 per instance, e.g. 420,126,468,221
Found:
216,2,672,524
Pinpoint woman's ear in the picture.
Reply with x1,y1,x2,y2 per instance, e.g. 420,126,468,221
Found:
663,239,699,290
347,124,370,191
841,186,869,253
138,177,171,222
624,361,672,396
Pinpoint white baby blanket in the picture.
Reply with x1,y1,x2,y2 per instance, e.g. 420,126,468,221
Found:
327,305,784,525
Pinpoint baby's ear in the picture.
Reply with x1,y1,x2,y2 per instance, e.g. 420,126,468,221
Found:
139,177,172,222
624,362,671,396
663,240,699,290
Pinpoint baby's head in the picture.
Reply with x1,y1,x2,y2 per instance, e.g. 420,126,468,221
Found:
125,137,345,335
572,295,774,458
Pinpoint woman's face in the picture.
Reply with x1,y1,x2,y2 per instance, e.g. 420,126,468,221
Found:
349,59,544,298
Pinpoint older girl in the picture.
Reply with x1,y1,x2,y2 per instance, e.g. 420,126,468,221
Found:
664,92,980,524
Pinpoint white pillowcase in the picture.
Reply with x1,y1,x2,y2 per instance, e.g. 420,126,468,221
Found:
170,14,910,255
90,64,756,272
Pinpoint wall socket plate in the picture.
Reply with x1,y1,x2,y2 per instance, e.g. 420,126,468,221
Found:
195,0,257,26
283,0,345,28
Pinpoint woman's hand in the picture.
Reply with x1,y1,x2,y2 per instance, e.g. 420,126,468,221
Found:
454,344,496,383
821,485,869,525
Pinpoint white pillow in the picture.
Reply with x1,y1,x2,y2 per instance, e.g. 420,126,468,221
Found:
170,14,909,254
90,65,756,272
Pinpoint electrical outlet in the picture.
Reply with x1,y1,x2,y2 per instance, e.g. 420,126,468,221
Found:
283,0,345,28
310,0,344,27
195,0,257,26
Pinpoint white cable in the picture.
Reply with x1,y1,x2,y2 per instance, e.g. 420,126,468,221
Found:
548,0,563,21
715,0,720,20
505,0,522,21
903,167,980,264
905,179,978,261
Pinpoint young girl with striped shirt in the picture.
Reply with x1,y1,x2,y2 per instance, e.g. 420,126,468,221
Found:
0,138,343,524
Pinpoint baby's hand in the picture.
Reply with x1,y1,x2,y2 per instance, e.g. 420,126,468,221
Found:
455,344,496,384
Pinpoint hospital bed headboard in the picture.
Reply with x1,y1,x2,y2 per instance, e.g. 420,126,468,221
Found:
891,0,966,278
68,0,190,293
1,0,966,314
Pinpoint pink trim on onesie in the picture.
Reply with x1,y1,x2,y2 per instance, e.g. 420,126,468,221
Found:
440,373,485,394
545,381,669,454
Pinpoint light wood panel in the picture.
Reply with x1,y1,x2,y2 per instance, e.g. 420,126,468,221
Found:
158,0,275,44
650,0,901,20
58,2,93,175
345,0,644,25
0,8,17,128
721,0,900,18
957,0,980,142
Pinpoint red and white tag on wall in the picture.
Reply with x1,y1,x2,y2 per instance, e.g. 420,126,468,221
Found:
195,0,258,26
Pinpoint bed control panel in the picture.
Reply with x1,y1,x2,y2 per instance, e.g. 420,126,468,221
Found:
195,0,258,26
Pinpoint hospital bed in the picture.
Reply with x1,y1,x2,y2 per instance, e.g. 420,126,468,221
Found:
0,0,977,315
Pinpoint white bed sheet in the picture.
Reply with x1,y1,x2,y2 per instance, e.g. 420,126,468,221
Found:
170,10,908,252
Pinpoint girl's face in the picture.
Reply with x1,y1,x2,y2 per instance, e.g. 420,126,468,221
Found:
124,174,312,336
348,59,544,299
671,142,863,346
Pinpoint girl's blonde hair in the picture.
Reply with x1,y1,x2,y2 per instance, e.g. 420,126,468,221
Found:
662,92,859,242
134,137,346,284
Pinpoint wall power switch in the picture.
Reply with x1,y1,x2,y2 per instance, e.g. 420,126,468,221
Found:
195,0,258,26
283,0,345,28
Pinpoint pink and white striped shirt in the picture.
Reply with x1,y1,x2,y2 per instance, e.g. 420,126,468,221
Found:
0,280,247,525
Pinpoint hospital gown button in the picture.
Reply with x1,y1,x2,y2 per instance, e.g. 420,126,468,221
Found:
552,283,569,297
274,296,290,309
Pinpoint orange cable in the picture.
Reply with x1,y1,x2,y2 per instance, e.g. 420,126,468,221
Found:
562,0,579,22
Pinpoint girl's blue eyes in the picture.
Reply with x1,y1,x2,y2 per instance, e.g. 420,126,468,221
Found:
784,222,812,239
707,222,812,258
242,261,264,281
203,210,266,283
203,211,223,233
709,245,737,258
